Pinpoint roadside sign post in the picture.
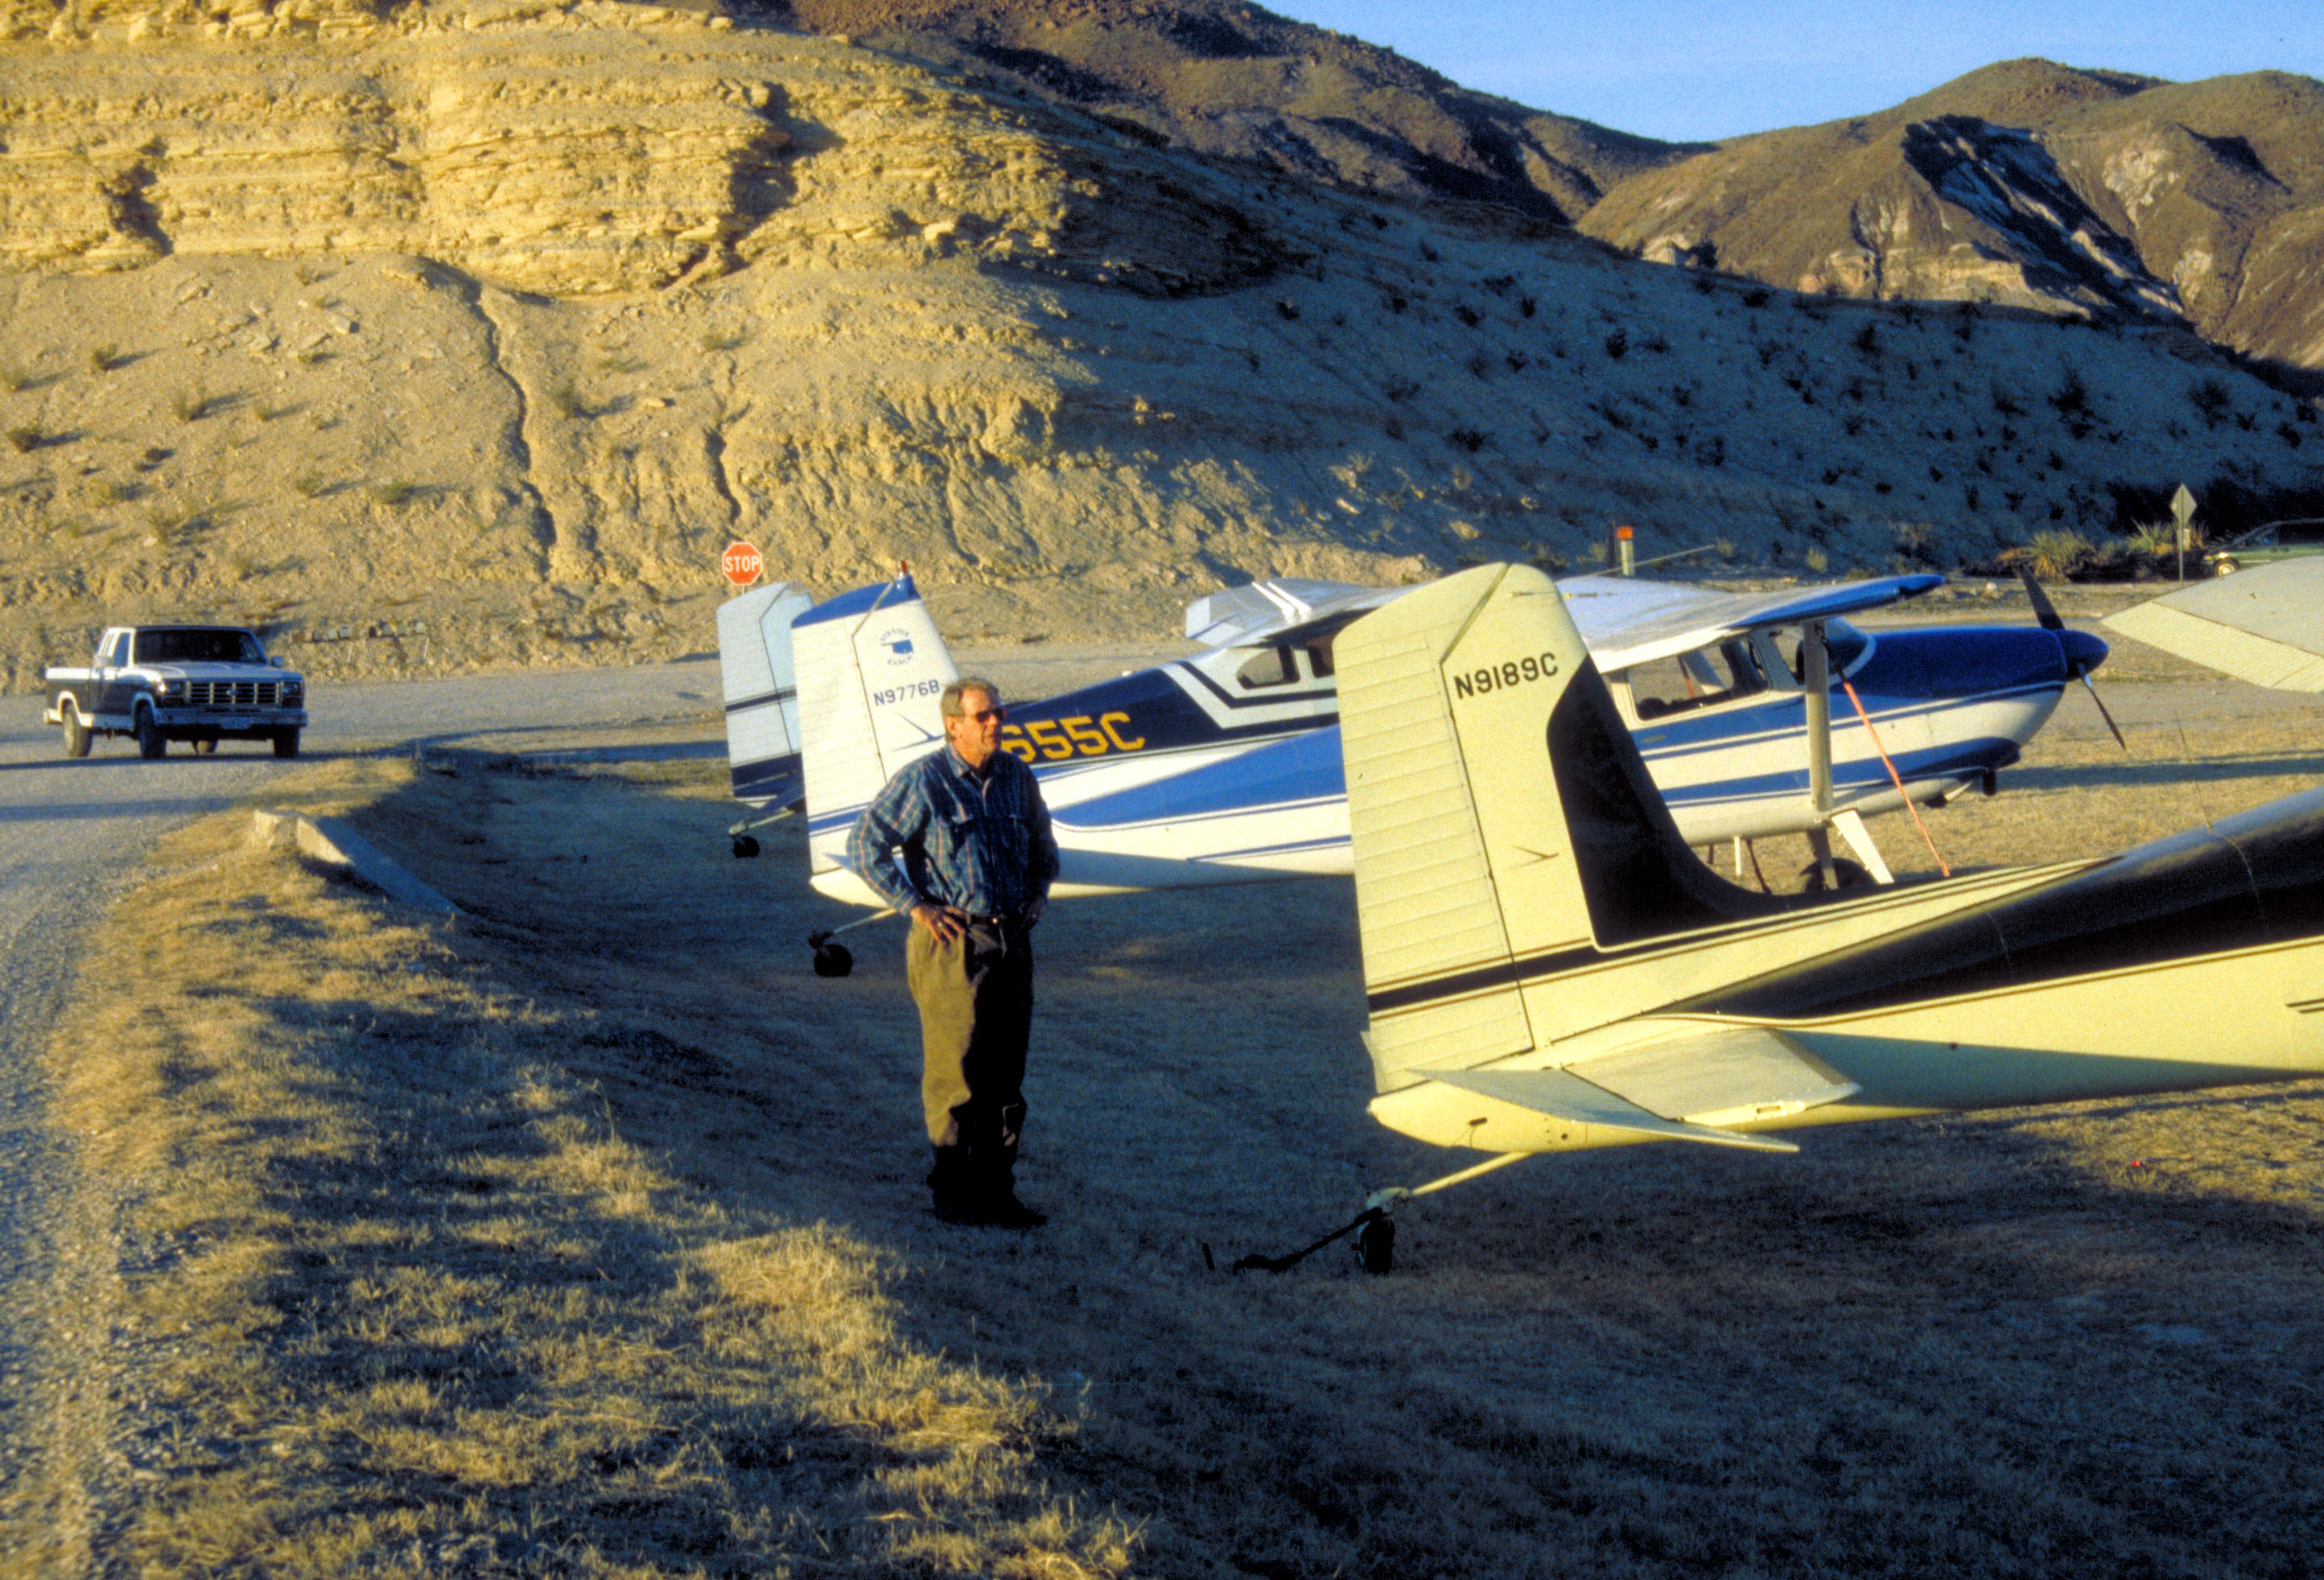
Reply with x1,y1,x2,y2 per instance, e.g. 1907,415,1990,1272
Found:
1616,523,1635,578
2172,484,2196,583
721,540,763,589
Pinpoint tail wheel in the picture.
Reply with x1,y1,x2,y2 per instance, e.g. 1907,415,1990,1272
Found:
1801,857,1874,893
1354,1216,1395,1275
731,835,760,858
60,706,91,759
134,709,167,759
811,943,853,977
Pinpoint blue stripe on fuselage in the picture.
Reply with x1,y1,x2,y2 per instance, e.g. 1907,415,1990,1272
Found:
1054,726,1346,828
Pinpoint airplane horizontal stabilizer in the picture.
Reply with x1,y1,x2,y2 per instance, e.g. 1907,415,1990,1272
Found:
1563,1024,1860,1129
1423,1068,1800,1151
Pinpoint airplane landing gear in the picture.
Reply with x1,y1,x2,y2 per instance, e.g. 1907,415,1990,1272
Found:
805,911,896,978
1232,1153,1531,1275
725,804,793,859
1800,857,1874,892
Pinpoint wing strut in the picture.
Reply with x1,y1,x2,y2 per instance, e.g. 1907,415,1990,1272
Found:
1801,619,1840,889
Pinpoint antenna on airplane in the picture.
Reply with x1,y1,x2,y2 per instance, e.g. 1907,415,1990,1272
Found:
2018,570,2126,750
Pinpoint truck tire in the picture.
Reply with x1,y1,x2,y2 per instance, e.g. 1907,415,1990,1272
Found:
60,705,91,759
134,708,167,759
192,737,217,755
272,728,301,759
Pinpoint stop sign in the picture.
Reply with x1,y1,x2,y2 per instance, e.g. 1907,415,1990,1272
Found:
720,541,763,587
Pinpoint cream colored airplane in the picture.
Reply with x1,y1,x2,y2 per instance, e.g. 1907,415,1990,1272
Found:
1277,561,2324,1274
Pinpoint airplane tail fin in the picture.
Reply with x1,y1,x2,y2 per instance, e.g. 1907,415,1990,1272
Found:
1336,563,1775,1085
717,582,816,812
791,574,961,880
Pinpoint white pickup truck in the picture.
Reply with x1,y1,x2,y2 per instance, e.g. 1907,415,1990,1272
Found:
44,624,308,759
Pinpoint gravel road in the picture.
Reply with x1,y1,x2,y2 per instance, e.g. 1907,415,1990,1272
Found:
0,656,740,1560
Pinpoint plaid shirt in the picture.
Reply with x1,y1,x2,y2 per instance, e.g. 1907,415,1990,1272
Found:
846,744,1060,919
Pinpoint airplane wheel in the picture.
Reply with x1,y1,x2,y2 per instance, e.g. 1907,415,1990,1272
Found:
1354,1216,1395,1275
731,835,760,859
1801,858,1874,893
812,943,853,978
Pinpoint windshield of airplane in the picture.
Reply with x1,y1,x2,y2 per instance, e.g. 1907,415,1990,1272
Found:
1770,619,1871,683
1628,637,1769,720
134,627,266,665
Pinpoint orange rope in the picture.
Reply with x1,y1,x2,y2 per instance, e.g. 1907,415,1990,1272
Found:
1840,678,1951,878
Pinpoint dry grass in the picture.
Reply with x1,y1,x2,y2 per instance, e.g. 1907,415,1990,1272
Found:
23,758,1135,1578
18,693,2324,1577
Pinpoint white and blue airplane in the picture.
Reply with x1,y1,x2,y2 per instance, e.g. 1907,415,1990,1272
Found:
717,566,2113,967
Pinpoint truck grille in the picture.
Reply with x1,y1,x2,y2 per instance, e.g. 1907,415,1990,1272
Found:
185,680,293,708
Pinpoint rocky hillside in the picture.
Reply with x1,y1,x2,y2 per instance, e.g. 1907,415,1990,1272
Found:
0,6,2314,692
776,0,1692,221
1580,60,2324,374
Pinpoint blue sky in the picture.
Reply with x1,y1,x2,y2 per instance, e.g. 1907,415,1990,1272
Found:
1271,2,2324,142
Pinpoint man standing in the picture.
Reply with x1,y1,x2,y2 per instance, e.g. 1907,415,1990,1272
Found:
847,678,1060,1226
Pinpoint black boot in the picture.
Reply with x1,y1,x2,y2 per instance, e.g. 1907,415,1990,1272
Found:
927,1145,986,1224
977,1142,1047,1228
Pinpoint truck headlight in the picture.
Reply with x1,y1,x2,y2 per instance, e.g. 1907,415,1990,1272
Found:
158,680,185,701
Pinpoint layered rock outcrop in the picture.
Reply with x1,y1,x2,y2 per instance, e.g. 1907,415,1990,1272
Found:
0,0,1291,296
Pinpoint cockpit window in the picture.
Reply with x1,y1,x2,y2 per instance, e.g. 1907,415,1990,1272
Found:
1626,638,1769,720
1235,645,1298,690
1304,638,1336,679
135,627,266,665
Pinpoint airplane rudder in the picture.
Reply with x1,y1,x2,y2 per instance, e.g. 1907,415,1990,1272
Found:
1334,566,1591,1076
849,582,961,779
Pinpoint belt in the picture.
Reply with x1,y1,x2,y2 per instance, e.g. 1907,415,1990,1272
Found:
965,909,1024,928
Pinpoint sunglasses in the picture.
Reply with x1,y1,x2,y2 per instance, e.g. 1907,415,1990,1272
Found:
960,705,1006,723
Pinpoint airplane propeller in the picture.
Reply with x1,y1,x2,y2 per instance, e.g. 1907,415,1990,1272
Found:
2017,571,2127,750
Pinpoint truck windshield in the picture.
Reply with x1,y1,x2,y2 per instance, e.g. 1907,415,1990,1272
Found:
135,628,265,665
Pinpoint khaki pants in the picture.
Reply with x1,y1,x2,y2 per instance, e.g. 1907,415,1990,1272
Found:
907,917,1033,1152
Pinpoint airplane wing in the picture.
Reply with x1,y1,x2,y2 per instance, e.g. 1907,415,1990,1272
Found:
1183,578,1409,648
1421,1025,1860,1153
1562,572,1947,672
2102,559,2324,692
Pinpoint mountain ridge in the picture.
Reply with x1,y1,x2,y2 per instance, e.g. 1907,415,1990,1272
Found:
1579,58,2324,372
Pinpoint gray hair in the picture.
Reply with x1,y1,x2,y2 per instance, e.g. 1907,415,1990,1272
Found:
940,677,1002,718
